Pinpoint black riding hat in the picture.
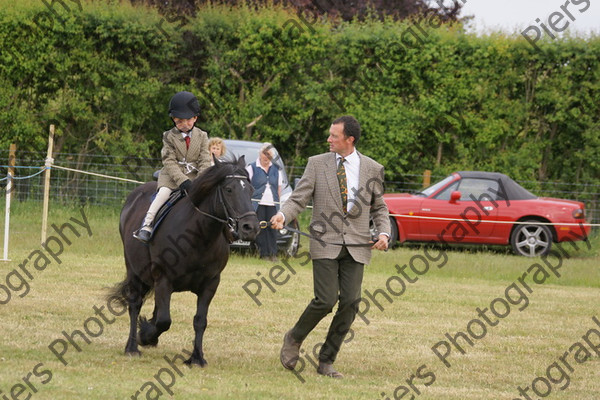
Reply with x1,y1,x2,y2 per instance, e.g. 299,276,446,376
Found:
169,91,200,119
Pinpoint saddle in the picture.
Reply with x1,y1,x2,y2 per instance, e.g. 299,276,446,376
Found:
150,189,186,238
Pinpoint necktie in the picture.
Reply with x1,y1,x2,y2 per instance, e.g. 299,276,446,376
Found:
185,135,190,150
337,157,347,212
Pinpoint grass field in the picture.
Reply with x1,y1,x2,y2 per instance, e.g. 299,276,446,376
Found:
0,202,598,400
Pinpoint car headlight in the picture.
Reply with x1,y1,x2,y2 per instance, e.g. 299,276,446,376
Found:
572,209,584,219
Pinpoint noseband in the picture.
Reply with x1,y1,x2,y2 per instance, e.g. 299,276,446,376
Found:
193,174,255,239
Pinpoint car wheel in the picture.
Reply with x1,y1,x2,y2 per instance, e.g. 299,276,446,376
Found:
388,217,399,248
510,221,552,257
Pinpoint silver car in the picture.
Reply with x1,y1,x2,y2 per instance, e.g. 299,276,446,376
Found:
223,139,300,257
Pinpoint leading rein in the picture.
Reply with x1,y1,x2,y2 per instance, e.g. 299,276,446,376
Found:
258,221,375,248
193,173,375,247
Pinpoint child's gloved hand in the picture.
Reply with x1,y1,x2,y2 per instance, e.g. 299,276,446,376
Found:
179,179,192,193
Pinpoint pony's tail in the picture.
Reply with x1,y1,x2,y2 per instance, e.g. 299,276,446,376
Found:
105,278,154,307
105,279,130,308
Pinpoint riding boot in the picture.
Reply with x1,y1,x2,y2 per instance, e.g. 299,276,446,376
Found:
133,187,173,243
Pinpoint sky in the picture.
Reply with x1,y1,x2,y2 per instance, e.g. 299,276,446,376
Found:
457,0,600,36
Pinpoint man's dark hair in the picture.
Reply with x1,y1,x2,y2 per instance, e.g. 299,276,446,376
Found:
332,115,361,145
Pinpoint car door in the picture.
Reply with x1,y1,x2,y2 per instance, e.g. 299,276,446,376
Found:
417,178,500,242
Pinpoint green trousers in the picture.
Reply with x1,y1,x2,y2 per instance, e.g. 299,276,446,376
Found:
291,246,364,363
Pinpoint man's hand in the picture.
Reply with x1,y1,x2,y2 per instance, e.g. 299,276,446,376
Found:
270,212,285,230
371,234,389,251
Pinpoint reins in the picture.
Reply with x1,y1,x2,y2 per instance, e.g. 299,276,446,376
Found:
259,221,375,247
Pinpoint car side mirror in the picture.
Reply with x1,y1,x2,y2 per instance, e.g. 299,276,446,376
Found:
449,191,461,204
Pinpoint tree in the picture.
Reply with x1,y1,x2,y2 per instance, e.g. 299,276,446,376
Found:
128,0,464,22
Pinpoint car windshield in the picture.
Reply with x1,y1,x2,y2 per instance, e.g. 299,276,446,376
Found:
419,175,456,197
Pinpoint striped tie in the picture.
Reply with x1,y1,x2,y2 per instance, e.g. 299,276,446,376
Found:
337,157,347,212
185,135,190,149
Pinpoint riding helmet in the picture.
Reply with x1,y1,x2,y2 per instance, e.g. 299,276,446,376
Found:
168,91,200,119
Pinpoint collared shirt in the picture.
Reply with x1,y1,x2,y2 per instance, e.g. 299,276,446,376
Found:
336,149,360,212
180,131,191,140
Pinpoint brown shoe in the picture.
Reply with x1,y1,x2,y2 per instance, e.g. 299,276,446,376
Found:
280,330,302,370
317,362,344,379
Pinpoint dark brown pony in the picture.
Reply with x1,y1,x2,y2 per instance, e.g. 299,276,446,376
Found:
111,157,259,366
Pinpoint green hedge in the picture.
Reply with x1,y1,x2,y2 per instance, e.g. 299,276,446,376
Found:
1,0,599,188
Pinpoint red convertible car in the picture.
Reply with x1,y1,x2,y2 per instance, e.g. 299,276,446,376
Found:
383,171,591,256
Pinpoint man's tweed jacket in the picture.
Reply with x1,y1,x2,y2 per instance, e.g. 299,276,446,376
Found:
280,151,390,265
157,126,211,190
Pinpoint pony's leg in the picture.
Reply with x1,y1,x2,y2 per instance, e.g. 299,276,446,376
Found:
149,304,159,324
186,275,221,367
139,275,172,347
125,277,150,355
138,304,159,347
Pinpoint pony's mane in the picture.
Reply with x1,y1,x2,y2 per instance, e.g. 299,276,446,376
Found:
189,157,246,203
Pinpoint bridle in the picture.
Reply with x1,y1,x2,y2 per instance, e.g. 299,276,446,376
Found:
193,174,256,239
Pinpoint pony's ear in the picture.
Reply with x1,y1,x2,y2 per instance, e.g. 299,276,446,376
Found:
212,153,220,166
238,155,246,167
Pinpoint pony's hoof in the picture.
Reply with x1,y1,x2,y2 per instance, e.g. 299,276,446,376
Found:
138,318,159,347
184,357,207,367
125,350,142,357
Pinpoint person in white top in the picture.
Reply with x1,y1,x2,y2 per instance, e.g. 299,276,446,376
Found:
246,143,284,261
271,116,390,379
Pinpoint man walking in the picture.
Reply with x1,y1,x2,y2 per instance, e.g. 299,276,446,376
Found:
270,115,390,378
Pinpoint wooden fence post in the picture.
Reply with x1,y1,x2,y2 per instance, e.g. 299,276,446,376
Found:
41,125,55,245
423,169,431,188
2,143,16,261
